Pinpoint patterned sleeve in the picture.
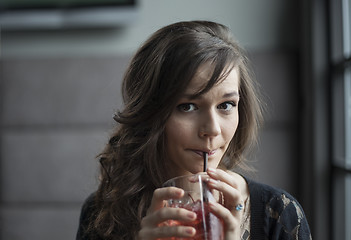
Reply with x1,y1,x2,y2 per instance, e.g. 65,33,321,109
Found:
266,193,312,240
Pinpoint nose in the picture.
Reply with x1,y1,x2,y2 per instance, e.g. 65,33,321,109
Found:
199,110,221,138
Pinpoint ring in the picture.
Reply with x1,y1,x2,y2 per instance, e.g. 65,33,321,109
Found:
235,203,244,211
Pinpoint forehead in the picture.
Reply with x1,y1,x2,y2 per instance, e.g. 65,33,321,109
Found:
185,64,239,94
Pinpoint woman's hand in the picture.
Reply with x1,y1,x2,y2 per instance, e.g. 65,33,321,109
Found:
137,187,197,240
206,168,246,240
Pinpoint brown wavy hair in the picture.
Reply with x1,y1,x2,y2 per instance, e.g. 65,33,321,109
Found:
91,20,263,239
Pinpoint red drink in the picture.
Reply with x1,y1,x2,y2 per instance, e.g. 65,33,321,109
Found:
162,174,224,240
161,200,224,240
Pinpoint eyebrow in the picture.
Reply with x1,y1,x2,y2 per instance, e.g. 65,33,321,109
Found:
223,91,240,98
182,91,240,100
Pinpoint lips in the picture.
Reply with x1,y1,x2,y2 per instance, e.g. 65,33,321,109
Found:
192,149,216,157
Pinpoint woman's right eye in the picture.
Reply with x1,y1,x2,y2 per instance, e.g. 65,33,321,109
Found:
177,103,197,112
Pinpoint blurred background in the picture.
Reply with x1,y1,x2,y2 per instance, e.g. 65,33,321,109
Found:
0,0,350,239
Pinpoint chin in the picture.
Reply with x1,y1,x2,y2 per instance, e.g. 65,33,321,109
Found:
190,168,205,175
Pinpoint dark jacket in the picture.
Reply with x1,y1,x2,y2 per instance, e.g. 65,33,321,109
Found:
76,178,312,240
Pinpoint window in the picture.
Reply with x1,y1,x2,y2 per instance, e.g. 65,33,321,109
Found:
330,0,351,239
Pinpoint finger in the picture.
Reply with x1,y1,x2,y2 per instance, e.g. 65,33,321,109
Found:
141,207,197,228
206,168,243,205
207,168,239,189
208,168,241,200
148,187,184,213
208,201,240,232
186,173,209,184
206,177,242,205
138,225,196,239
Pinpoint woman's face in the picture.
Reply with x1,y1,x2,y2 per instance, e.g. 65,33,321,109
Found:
164,64,240,177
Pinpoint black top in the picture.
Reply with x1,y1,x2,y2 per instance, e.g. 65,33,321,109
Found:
246,178,312,240
76,178,312,239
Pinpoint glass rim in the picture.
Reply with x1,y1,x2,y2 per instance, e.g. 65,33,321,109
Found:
162,172,208,187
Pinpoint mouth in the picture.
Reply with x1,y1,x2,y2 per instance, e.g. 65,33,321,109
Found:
192,149,217,157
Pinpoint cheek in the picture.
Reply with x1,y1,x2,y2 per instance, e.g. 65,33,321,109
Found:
165,127,181,145
165,118,192,145
223,115,239,140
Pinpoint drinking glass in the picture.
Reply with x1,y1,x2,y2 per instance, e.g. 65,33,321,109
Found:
162,174,224,240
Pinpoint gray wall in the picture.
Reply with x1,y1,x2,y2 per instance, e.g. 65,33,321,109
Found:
0,1,301,239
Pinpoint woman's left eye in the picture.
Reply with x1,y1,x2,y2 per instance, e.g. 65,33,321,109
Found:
217,101,236,111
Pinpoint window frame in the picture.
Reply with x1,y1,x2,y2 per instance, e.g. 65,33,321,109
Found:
330,0,351,239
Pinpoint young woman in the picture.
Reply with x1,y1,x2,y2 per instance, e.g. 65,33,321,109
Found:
76,21,312,240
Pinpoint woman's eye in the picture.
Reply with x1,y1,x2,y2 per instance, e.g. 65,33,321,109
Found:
177,103,197,112
217,101,236,111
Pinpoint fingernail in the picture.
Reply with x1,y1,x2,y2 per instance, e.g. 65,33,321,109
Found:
175,188,184,196
207,167,216,174
185,227,195,236
208,178,218,186
187,212,196,220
